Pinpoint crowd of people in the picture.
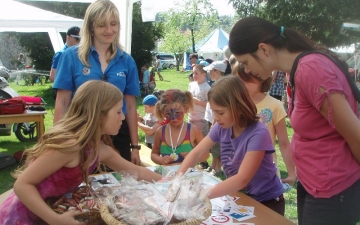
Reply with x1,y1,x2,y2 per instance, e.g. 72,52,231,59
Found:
0,0,359,224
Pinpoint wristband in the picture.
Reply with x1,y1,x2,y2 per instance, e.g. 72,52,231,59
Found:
131,145,141,150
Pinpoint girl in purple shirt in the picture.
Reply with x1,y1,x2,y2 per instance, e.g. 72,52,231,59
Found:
177,75,285,215
228,16,360,225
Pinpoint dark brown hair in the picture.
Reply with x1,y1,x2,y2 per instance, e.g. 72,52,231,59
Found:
229,16,347,69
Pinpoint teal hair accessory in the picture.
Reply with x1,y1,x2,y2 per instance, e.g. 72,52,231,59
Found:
280,26,285,37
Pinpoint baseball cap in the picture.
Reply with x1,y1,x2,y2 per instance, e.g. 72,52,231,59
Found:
203,61,227,72
142,94,158,106
67,26,80,39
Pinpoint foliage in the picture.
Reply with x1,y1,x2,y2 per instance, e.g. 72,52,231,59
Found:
131,2,164,71
228,0,360,47
158,0,220,70
0,33,27,70
12,1,89,71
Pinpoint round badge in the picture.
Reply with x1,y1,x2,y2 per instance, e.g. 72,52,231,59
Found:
211,214,230,223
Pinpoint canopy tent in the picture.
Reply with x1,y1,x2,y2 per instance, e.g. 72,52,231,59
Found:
9,0,160,54
0,0,84,52
183,28,229,70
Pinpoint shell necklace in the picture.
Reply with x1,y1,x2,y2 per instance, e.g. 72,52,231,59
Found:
169,122,185,161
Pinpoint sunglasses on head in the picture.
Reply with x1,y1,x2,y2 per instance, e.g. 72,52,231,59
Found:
70,35,80,42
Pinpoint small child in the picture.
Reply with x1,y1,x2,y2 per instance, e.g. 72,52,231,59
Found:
137,94,161,149
151,89,206,165
141,63,150,95
203,61,227,176
177,75,285,215
0,81,161,224
188,64,211,169
233,62,296,190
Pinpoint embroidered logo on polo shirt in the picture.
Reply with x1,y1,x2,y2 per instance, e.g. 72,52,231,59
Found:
82,67,90,76
117,72,126,77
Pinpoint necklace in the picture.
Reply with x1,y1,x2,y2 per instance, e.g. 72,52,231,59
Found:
169,122,185,161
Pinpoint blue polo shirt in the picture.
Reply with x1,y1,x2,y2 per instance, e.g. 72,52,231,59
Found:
53,45,140,115
51,44,68,69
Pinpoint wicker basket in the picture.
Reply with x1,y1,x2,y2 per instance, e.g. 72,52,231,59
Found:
46,197,106,225
100,198,212,225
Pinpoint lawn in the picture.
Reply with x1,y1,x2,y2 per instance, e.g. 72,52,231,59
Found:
0,69,298,224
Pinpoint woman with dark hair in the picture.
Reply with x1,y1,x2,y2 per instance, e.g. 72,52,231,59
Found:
229,16,360,225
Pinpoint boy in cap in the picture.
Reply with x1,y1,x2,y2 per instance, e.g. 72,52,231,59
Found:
49,26,81,82
137,94,161,149
202,61,227,176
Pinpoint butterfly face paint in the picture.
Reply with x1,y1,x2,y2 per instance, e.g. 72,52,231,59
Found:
164,104,185,122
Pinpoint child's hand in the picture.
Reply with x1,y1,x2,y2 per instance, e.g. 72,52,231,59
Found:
180,152,189,158
281,175,297,186
161,155,174,165
54,211,86,225
137,113,143,122
192,97,200,105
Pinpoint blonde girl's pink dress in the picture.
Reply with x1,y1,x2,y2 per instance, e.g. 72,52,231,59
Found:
0,158,98,225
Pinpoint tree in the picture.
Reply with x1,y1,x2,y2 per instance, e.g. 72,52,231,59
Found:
169,0,219,53
228,0,360,47
158,0,220,70
14,1,89,70
131,2,164,71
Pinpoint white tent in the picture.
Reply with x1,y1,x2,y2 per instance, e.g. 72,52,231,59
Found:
0,0,84,52
197,28,229,61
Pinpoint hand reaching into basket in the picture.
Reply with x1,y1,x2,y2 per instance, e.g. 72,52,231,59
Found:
53,211,86,225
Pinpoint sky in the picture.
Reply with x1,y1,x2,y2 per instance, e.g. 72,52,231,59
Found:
155,0,236,16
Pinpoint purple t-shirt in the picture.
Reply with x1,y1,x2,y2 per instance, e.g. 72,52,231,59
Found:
209,122,283,202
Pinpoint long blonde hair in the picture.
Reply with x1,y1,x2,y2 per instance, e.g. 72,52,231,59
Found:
78,0,123,67
13,81,123,183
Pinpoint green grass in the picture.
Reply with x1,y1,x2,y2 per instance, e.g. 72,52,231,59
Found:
0,69,299,223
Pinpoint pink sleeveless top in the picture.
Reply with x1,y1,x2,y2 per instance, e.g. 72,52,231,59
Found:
0,153,98,225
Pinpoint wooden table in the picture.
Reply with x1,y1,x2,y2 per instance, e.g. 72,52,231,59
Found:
232,191,296,225
139,143,157,167
0,112,46,141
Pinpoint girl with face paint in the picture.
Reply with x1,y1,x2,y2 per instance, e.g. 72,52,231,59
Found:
151,89,207,165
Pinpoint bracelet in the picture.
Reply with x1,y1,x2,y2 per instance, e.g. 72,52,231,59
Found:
131,145,141,150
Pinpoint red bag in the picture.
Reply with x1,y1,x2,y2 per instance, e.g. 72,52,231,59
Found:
0,97,26,115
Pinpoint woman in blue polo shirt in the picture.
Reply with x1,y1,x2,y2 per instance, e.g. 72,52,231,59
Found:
53,0,141,165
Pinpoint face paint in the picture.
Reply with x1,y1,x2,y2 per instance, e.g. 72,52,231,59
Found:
165,105,184,121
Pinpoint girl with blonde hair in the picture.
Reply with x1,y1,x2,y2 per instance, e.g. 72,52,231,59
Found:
177,75,285,215
53,0,141,165
0,81,161,225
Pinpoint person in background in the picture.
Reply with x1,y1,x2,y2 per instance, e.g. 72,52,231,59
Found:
49,26,80,82
0,81,161,225
228,54,237,70
137,94,161,149
222,45,232,75
233,62,296,192
188,64,211,169
154,55,164,81
203,61,227,177
141,63,150,95
229,16,360,225
151,89,205,165
53,0,141,165
16,53,26,85
189,53,199,66
269,70,286,101
177,75,285,215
